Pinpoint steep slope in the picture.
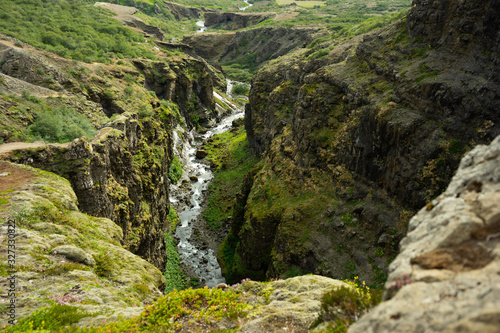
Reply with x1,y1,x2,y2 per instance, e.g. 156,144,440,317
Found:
220,0,500,285
0,161,165,327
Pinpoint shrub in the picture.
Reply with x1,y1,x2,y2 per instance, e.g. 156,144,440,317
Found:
138,104,154,118
28,105,96,143
232,83,250,96
164,233,184,293
168,156,183,184
311,277,383,332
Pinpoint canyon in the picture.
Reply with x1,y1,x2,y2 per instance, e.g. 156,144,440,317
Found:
0,0,499,331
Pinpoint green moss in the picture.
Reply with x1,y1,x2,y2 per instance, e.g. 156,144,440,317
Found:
168,156,183,184
203,125,257,230
167,206,180,233
164,233,184,293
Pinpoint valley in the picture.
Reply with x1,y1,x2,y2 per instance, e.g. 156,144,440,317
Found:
0,0,499,332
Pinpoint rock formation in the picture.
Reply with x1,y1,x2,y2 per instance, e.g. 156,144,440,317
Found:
204,12,275,30
0,36,226,270
349,134,500,333
220,0,500,285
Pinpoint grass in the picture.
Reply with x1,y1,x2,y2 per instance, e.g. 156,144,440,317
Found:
0,0,156,63
203,123,258,229
311,277,383,332
3,304,95,332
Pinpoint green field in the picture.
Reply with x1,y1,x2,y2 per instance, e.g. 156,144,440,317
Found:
276,0,326,8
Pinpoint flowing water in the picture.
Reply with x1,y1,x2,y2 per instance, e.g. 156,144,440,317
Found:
196,20,206,33
240,0,253,10
170,87,244,287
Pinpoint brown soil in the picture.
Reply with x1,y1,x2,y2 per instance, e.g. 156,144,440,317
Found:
0,161,34,193
0,161,35,217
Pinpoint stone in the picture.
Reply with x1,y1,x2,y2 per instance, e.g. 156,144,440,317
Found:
240,275,348,333
51,245,96,267
349,135,500,332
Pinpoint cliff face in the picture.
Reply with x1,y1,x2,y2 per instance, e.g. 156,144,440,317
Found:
182,26,328,76
204,12,275,30
349,134,500,333
221,0,500,284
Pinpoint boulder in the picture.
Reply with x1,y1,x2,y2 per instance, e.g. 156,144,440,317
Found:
349,135,500,332
196,149,208,159
50,245,96,267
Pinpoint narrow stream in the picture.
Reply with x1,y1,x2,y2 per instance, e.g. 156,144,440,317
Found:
170,88,244,287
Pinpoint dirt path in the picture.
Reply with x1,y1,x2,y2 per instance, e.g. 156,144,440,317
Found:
0,141,69,159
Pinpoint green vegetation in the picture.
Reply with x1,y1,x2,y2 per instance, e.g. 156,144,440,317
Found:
71,287,255,332
219,1,410,81
166,0,246,10
0,0,155,63
167,206,180,232
311,278,383,332
168,156,184,184
276,0,326,8
203,123,258,229
28,105,96,143
232,82,251,96
3,304,94,332
164,233,185,293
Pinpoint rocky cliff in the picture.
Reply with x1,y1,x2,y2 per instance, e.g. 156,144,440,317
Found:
0,161,165,327
204,12,275,30
349,134,500,333
183,26,328,79
220,0,500,285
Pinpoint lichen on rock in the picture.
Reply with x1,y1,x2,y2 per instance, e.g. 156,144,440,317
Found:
349,135,500,332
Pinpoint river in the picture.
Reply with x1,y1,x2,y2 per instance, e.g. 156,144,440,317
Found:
170,88,244,287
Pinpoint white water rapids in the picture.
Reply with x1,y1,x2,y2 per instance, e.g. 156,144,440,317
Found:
170,86,244,287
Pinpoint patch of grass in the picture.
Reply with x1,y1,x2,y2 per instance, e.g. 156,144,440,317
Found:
164,233,184,293
232,83,250,96
3,304,94,332
168,156,183,184
203,124,257,229
0,0,156,63
311,277,383,332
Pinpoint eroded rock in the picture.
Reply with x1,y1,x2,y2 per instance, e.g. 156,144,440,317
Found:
349,135,500,332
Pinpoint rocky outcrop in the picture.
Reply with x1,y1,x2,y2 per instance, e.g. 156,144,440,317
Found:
132,56,226,127
7,113,172,270
349,134,500,333
94,2,164,40
204,12,275,30
182,32,236,60
0,162,165,326
162,1,206,21
221,0,500,284
0,31,228,271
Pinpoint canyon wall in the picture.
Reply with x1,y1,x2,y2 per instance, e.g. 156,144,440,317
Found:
220,0,500,285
